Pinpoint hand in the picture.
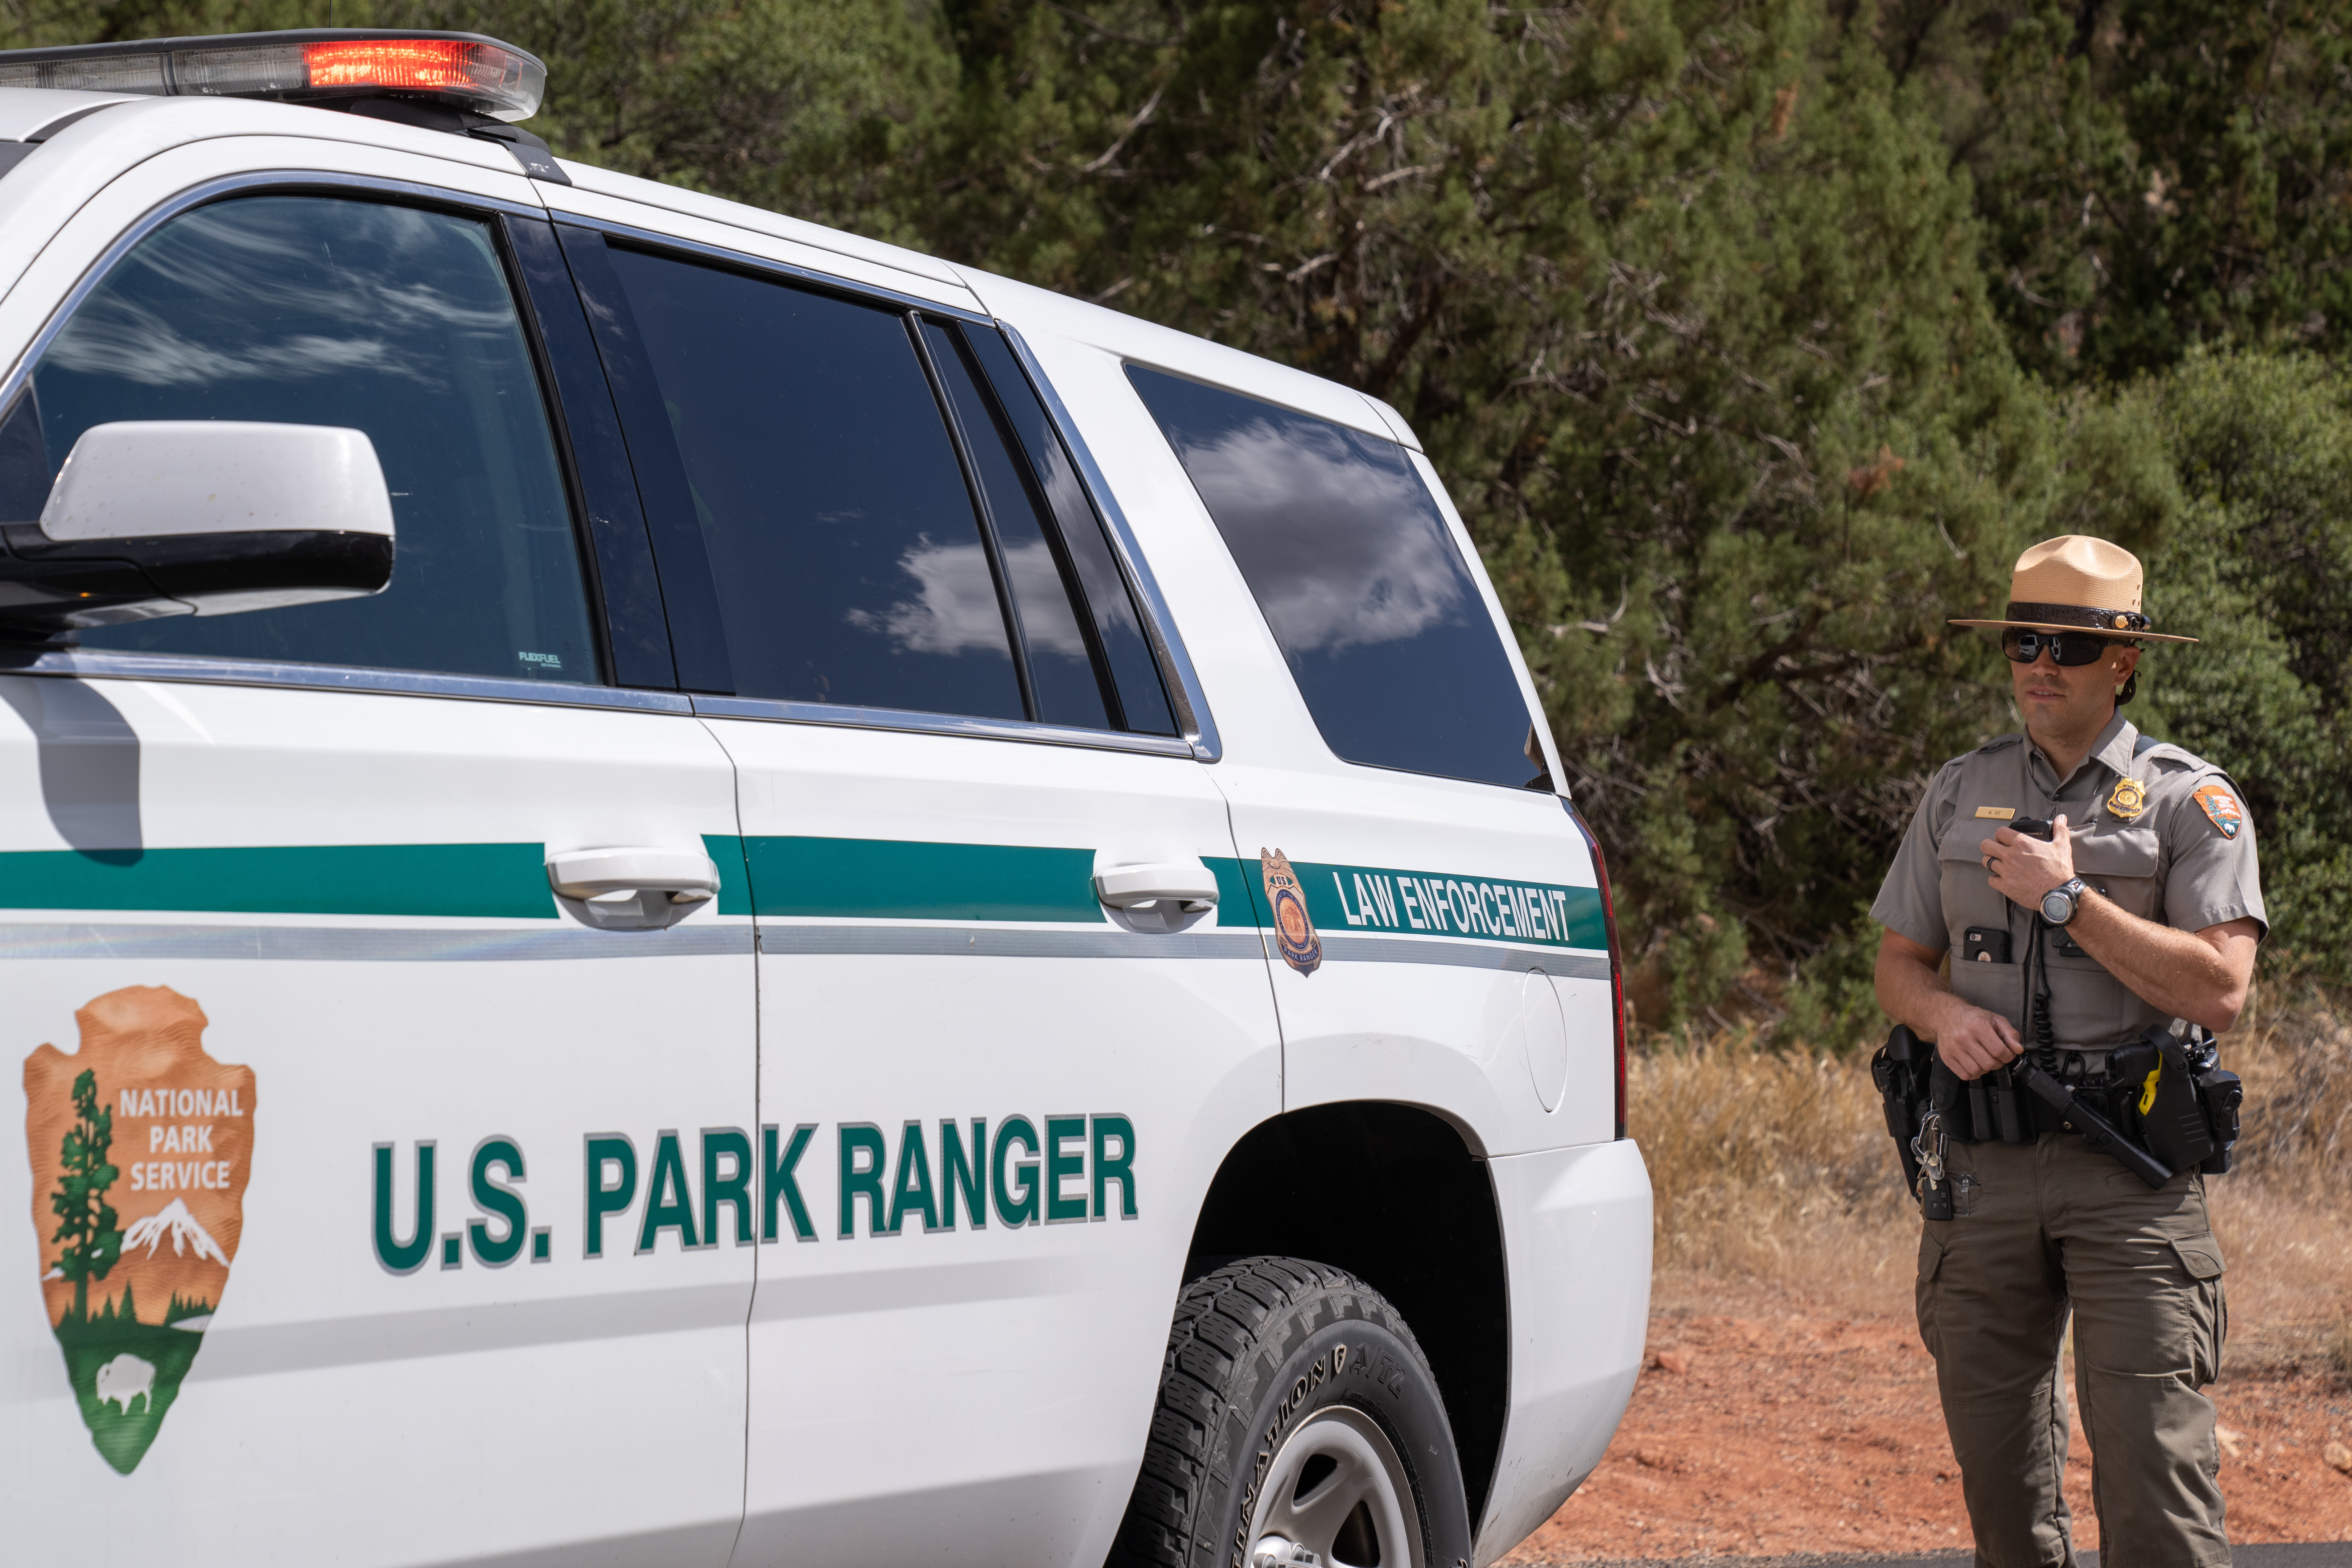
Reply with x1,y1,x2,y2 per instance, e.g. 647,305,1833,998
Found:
1930,995,2024,1081
1984,815,2076,909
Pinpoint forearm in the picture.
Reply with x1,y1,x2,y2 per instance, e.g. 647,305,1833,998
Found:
1875,928,2023,1078
1875,942,1959,1039
2063,896,2246,1030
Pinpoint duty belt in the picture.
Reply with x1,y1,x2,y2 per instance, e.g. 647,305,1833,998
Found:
1871,1023,2244,1202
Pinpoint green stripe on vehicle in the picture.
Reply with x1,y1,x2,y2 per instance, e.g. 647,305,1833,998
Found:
738,836,1101,923
1213,855,1605,949
1206,856,1267,930
0,836,1606,944
703,834,754,917
0,844,555,918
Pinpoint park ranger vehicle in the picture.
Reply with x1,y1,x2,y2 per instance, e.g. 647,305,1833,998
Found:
0,30,1651,1568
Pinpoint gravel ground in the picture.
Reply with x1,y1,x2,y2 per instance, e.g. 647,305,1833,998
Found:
1499,1283,2352,1563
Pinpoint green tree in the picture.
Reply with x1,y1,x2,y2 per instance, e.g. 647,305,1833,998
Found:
1867,1,2352,382
2133,349,2352,979
49,1068,123,1325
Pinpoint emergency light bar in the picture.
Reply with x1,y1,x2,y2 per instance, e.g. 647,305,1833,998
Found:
0,30,545,122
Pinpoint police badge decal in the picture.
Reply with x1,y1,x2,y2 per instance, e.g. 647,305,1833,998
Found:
1260,848,1323,975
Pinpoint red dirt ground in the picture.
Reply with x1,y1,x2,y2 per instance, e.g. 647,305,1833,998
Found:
1502,1291,2352,1562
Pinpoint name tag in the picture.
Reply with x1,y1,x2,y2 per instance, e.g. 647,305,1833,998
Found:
1974,806,2017,820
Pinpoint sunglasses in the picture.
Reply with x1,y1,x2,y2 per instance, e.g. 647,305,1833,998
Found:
2001,629,2122,667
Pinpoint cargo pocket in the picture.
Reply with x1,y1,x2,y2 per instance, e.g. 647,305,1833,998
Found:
2170,1235,2227,1386
1952,1173,1984,1217
1915,1231,1946,1359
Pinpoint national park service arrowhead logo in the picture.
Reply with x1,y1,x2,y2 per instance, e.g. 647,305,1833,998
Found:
24,986,255,1475
1260,848,1322,975
2193,782,2244,839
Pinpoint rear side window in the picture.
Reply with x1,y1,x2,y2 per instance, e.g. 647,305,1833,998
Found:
1128,367,1537,787
594,242,1175,735
603,247,1027,720
3,195,596,682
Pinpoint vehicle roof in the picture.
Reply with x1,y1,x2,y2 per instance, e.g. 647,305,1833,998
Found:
0,87,1416,449
0,85,144,141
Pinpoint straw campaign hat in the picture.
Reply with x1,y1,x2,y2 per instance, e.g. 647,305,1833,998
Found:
1949,535,2197,645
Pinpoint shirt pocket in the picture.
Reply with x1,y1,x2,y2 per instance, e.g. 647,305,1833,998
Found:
2073,824,2162,921
1936,825,2018,1019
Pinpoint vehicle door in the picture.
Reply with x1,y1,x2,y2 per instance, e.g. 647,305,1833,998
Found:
556,219,1282,1568
0,181,754,1567
1118,366,1615,1157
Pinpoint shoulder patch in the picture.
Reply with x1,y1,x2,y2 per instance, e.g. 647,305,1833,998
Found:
2192,783,2245,840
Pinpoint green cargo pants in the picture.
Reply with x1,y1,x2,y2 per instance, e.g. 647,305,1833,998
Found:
1917,1129,2229,1568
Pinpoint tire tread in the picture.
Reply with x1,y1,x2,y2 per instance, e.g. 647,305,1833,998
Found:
1107,1256,1437,1568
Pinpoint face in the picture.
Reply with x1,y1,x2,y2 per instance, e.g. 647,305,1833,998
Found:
2006,631,2141,734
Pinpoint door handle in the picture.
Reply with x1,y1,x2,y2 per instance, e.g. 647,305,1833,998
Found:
1093,860,1219,913
547,846,720,930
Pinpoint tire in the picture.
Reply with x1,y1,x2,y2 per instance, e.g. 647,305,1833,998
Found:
1109,1256,1472,1568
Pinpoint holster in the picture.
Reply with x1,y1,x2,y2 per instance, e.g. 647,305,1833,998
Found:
2133,1024,2242,1175
1870,1026,1928,1193
1873,1026,1968,1213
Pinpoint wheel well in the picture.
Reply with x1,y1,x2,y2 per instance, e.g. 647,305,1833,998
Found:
1184,1101,1509,1528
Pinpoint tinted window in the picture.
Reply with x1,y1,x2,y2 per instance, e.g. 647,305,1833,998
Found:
918,321,1109,731
965,330,1176,736
1129,367,1536,787
20,196,596,682
605,248,1025,720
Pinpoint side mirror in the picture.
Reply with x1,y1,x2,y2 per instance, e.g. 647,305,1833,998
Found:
0,420,396,635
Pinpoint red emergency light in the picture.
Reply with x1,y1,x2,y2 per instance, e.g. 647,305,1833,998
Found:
0,30,545,122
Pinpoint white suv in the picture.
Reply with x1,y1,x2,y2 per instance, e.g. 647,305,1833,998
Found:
0,30,1651,1568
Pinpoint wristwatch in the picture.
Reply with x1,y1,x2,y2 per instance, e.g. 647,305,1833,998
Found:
2041,876,2089,926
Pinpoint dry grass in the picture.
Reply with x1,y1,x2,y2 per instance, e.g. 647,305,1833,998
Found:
2327,1317,2352,1379
2225,980,2352,1198
1628,1026,1911,1304
1629,983,2352,1338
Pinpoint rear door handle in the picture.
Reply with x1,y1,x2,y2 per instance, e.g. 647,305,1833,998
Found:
548,846,720,930
1094,859,1219,913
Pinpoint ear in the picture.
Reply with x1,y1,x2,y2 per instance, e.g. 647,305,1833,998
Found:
2111,643,2143,688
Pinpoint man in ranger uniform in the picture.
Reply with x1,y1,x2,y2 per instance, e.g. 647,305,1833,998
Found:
1871,535,2264,1567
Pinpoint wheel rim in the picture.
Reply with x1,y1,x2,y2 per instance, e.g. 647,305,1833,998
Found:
1245,1404,1423,1568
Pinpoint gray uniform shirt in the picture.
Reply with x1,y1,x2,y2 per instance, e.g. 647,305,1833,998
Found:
1871,711,2266,1050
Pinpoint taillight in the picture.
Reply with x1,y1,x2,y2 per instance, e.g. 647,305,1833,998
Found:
1565,801,1627,1139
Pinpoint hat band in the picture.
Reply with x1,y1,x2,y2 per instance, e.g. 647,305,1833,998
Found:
2007,601,2152,634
